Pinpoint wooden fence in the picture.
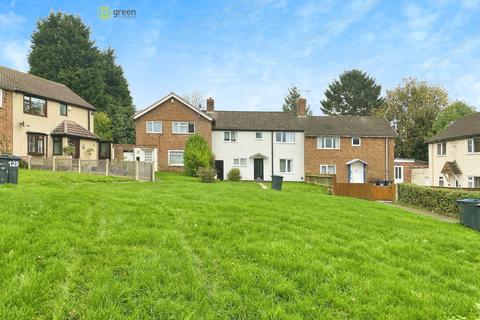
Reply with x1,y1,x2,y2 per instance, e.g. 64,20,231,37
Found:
305,174,335,187
333,182,396,201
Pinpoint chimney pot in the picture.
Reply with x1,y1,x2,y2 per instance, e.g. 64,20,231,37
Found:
297,98,307,117
206,97,214,112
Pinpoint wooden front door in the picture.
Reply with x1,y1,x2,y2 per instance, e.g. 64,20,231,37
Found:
68,138,80,159
215,160,224,180
254,158,264,181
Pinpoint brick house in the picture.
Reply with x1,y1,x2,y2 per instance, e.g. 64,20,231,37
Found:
304,116,397,183
393,158,428,184
133,92,212,172
0,66,108,160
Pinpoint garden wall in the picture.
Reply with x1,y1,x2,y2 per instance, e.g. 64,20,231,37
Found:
398,184,480,217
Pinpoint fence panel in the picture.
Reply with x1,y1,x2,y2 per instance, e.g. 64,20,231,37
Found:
30,157,53,170
80,160,107,175
334,183,396,201
55,158,74,172
110,160,136,179
305,174,335,187
138,162,153,181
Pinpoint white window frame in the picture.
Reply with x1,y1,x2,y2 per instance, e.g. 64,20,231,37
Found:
438,176,444,187
0,89,3,108
168,150,184,166
233,158,247,167
467,138,480,154
275,132,295,143
143,149,153,163
255,132,263,140
351,137,361,147
279,159,293,173
224,131,237,142
468,176,474,188
317,136,340,149
436,142,446,156
320,164,336,174
172,121,195,134
146,121,162,133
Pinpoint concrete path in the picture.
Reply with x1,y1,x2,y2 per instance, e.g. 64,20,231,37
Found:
384,203,458,224
258,183,268,190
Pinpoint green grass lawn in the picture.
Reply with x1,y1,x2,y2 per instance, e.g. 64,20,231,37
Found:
1,170,480,319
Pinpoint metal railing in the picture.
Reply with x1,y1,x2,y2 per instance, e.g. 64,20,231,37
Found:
21,156,155,182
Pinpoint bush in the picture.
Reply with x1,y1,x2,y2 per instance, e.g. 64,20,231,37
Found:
397,184,480,218
227,168,241,181
183,134,214,176
197,167,216,183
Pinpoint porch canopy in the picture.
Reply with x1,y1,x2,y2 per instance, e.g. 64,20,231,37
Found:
346,159,368,165
250,153,268,159
441,161,462,175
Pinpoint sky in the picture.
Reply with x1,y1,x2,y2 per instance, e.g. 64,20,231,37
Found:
1,0,480,114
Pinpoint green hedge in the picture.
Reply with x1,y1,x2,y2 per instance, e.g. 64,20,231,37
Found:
397,184,480,218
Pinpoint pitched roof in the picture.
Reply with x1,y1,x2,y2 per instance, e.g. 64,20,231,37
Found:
0,65,96,110
427,112,480,143
305,116,397,137
211,111,305,131
441,161,462,175
134,92,212,121
51,120,99,140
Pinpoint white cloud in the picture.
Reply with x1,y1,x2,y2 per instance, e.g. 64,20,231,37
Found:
0,40,29,71
0,12,25,28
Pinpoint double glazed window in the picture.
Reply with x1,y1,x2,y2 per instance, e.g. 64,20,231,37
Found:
318,136,340,149
60,103,68,116
352,137,361,146
437,142,446,156
224,131,237,142
255,132,263,140
280,159,293,173
233,158,247,167
467,138,480,153
276,132,295,143
99,142,111,159
468,176,480,188
168,150,184,166
24,95,47,116
53,137,62,155
28,133,45,155
172,122,195,134
320,165,336,174
146,121,162,133
438,176,444,187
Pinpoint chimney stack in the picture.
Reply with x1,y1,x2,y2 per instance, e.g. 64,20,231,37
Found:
297,98,306,117
206,97,214,112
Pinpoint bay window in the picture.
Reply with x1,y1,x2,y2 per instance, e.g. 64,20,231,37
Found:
28,133,45,155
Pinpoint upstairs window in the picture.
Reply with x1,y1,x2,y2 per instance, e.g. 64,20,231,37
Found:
318,136,340,149
146,121,162,133
255,132,263,140
467,138,480,153
0,89,3,108
352,137,361,146
437,142,446,156
276,132,295,143
224,131,237,142
173,122,195,134
27,133,45,155
24,95,47,116
60,103,68,116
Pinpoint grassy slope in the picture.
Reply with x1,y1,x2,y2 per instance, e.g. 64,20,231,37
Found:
1,170,480,319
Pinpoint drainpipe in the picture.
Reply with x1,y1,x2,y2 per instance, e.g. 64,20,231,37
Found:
271,131,274,177
385,138,389,181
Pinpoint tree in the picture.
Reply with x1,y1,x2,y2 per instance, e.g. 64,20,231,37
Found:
321,69,383,115
378,78,449,160
94,112,113,141
28,12,135,143
282,86,312,115
183,134,214,176
182,91,204,109
430,101,475,136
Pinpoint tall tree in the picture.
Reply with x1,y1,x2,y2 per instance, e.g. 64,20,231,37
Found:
94,112,113,141
321,69,383,115
282,86,312,115
378,78,449,160
430,101,475,136
28,12,135,143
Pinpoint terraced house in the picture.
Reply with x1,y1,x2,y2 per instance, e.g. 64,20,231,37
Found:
134,92,397,182
0,66,108,160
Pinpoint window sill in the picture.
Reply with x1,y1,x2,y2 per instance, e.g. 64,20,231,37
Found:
223,141,237,143
168,164,184,167
146,132,162,134
275,142,296,144
317,148,340,150
24,112,47,117
172,132,195,135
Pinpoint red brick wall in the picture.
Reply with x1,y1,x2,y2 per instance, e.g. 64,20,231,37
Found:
0,90,13,154
135,97,212,172
305,136,395,183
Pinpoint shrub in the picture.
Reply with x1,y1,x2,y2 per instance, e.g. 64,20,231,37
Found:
227,168,241,181
397,184,480,218
184,134,214,176
197,167,216,183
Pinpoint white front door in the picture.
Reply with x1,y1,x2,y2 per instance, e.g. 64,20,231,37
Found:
350,161,365,183
394,166,404,184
